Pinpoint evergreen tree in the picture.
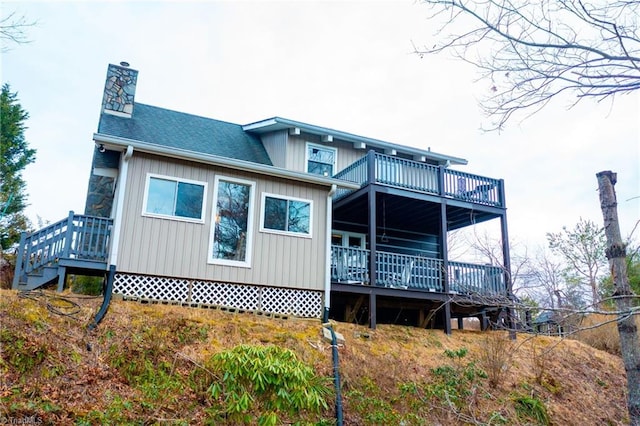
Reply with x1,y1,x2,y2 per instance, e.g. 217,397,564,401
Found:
1,83,35,250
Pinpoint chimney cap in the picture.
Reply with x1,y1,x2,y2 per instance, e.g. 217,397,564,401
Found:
119,61,130,67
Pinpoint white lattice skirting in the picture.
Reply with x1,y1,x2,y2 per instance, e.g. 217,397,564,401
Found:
113,273,324,318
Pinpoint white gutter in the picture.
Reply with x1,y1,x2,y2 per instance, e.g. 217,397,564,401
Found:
93,133,360,191
324,184,337,319
108,145,134,266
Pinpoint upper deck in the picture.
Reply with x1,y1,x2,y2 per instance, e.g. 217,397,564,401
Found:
333,150,505,209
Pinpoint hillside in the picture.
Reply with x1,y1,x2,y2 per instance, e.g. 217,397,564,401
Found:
0,289,629,425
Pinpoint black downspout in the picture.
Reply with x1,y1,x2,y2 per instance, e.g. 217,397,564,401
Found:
324,324,344,426
322,307,330,323
88,265,115,330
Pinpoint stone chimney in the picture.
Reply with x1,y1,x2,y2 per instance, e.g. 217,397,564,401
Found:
101,62,138,118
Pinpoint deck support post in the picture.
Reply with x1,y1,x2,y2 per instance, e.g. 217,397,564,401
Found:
457,317,464,330
367,151,378,288
479,311,489,331
56,266,67,292
12,232,27,289
443,302,451,334
440,201,449,293
369,293,377,329
500,209,516,339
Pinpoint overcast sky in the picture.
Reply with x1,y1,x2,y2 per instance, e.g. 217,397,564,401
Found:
2,1,639,251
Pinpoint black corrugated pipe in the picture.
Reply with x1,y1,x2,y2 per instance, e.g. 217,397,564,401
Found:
323,306,330,323
88,265,115,330
324,323,344,426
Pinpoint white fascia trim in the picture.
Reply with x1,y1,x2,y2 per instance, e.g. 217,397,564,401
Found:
242,117,468,166
93,133,361,191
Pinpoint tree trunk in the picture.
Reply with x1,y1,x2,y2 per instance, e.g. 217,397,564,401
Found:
596,171,640,425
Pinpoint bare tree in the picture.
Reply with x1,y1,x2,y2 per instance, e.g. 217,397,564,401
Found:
456,228,528,287
597,171,640,425
1,12,36,51
416,0,640,129
522,248,567,310
547,217,607,307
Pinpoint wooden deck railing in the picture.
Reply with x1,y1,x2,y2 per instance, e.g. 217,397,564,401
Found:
331,245,370,284
448,261,505,295
375,251,444,291
331,245,507,297
333,151,504,207
14,211,113,276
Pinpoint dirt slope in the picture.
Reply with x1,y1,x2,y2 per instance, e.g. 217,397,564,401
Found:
0,290,629,425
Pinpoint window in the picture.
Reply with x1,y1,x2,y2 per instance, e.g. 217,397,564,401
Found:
143,174,206,221
306,143,336,176
209,176,255,266
331,231,366,248
261,193,312,237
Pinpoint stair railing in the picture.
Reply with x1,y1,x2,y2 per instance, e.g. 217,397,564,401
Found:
13,211,113,287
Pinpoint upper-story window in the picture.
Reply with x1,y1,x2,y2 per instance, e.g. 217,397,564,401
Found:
306,143,336,177
143,174,206,222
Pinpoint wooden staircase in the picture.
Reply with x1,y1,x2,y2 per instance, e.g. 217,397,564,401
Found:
12,211,113,292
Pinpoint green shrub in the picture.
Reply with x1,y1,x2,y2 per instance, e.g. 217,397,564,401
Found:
0,329,47,373
207,344,331,425
513,394,550,425
425,348,487,409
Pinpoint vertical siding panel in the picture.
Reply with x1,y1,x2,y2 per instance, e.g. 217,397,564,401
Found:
261,130,288,168
286,135,306,172
116,152,327,291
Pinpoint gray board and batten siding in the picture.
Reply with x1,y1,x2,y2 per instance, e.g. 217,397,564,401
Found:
259,130,288,169
259,129,370,175
116,152,330,292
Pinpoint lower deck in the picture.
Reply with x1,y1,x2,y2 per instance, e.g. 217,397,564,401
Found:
329,284,510,331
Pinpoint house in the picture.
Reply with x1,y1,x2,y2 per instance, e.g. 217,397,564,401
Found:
13,63,513,333
532,310,572,336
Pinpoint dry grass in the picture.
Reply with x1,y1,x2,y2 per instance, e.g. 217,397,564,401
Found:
571,313,640,355
0,289,631,425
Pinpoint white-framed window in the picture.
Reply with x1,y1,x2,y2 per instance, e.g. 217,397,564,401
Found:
260,193,313,237
306,143,337,177
208,176,255,267
142,173,207,222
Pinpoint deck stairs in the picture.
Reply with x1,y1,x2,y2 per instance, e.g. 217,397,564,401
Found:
12,211,113,292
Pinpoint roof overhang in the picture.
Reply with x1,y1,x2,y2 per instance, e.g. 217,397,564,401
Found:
242,117,468,166
93,133,361,190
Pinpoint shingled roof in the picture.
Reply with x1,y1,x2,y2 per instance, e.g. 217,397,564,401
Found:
98,103,273,165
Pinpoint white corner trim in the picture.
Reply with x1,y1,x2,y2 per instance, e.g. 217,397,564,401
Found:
109,147,133,266
324,184,337,312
